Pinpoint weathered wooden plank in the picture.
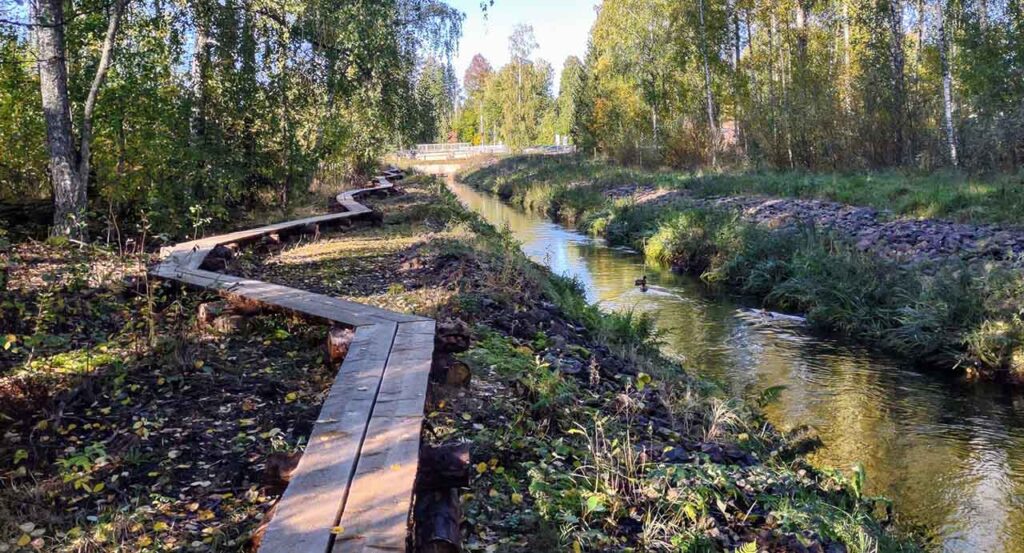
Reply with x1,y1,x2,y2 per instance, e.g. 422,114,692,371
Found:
162,177,396,258
333,320,436,553
161,210,365,257
258,323,398,553
153,172,438,553
150,264,428,327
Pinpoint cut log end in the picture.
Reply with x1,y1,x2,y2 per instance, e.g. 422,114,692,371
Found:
261,451,302,496
436,318,471,353
197,301,227,328
327,326,355,365
431,351,471,387
416,443,471,491
212,314,248,334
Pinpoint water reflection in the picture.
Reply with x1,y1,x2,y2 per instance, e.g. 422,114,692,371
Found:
447,177,1024,553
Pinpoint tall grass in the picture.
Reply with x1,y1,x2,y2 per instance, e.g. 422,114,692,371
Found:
635,206,1024,377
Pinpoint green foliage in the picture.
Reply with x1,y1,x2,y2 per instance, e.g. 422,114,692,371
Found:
637,205,1024,374
460,332,577,414
1,0,463,238
574,0,1024,172
465,154,1024,227
544,273,661,358
455,28,588,149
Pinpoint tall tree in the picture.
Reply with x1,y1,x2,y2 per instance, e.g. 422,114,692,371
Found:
463,54,494,143
33,0,83,237
937,0,958,166
555,55,583,138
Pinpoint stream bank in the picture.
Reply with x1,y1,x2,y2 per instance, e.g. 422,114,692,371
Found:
444,170,1024,553
460,155,1024,380
0,175,911,552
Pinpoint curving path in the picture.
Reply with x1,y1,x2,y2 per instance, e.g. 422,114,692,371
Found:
151,169,435,553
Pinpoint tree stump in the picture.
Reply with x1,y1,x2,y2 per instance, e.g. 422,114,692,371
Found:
212,314,248,334
262,451,302,495
431,351,471,387
226,295,265,315
301,222,320,240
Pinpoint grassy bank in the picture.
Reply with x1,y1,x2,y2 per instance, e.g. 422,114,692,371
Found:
460,156,1024,380
1,176,915,551
461,154,1024,226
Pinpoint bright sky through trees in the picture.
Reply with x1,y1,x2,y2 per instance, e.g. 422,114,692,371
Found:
447,0,598,95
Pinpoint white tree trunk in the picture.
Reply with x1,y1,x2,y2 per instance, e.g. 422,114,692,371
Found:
938,2,958,166
697,0,718,166
33,0,84,238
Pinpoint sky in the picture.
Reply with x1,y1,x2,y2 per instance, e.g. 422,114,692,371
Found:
445,0,599,95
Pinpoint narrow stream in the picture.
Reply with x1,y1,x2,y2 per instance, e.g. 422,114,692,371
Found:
445,176,1024,552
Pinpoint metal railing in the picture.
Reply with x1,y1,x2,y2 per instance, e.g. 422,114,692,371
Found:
396,143,509,160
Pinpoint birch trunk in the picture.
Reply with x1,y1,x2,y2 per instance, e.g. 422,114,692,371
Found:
886,0,908,164
938,2,959,166
34,0,84,238
78,0,127,199
697,0,718,166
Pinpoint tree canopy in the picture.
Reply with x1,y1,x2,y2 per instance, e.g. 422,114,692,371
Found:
573,0,1024,171
0,0,462,236
453,25,582,150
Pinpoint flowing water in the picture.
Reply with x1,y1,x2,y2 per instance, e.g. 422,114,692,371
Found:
444,176,1024,553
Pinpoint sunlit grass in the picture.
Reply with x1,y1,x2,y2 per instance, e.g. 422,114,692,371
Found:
463,155,1024,226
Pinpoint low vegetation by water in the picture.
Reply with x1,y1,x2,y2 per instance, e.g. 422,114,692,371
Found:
461,155,1024,226
0,175,916,551
461,156,1024,379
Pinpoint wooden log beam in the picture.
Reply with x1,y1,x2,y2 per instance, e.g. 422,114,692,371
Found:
416,443,470,491
414,489,461,553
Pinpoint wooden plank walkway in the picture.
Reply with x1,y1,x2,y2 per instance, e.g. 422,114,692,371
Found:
150,171,435,553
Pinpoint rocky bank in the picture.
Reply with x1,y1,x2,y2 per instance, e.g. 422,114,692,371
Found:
607,185,1024,267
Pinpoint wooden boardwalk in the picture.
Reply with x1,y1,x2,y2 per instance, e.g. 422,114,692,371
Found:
151,169,434,553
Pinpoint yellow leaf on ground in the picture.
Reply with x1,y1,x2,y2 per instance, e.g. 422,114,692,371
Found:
17,534,31,547
475,462,487,474
330,526,345,535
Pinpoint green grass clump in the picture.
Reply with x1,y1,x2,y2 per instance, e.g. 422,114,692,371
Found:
615,204,1024,376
